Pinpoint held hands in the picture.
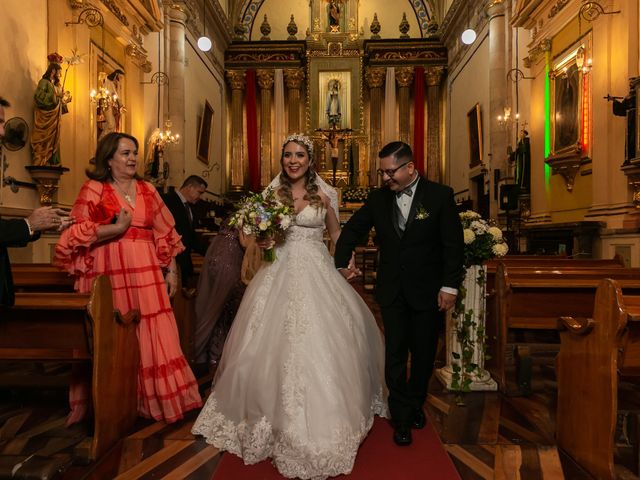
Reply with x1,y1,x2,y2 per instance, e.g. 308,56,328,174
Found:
256,236,275,250
438,291,457,312
339,252,362,281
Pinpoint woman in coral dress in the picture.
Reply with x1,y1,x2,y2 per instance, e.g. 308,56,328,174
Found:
55,132,201,424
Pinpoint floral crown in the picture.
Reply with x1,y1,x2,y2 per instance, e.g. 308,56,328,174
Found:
283,133,314,157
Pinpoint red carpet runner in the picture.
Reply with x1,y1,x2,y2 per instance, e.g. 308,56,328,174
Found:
212,416,460,479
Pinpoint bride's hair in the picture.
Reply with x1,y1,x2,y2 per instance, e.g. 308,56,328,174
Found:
278,134,323,209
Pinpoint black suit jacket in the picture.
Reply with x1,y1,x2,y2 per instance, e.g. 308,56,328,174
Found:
162,190,202,284
0,218,33,306
335,177,464,310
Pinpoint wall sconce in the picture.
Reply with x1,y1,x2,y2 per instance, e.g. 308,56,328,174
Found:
507,68,534,82
497,107,520,128
157,120,180,148
140,72,169,86
65,7,103,27
579,2,621,22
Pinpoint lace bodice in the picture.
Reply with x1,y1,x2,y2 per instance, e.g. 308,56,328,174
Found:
285,205,326,243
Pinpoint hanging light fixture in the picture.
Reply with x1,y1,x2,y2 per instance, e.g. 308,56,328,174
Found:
461,3,477,45
197,0,212,52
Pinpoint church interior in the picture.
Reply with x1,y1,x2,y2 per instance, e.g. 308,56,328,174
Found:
1,0,640,478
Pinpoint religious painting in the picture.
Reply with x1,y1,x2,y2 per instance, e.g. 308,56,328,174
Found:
549,39,592,160
322,0,348,33
553,62,580,152
467,103,483,168
197,101,214,164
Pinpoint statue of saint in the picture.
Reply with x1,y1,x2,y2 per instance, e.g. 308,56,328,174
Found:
325,78,341,128
97,69,125,141
327,0,340,31
31,53,71,166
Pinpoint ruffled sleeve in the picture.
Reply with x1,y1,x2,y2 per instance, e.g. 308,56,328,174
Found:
144,182,185,267
54,180,109,277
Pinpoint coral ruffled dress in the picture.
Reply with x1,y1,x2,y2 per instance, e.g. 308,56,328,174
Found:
55,179,202,423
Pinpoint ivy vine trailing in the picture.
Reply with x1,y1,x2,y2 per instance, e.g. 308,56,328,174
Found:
447,210,507,405
449,267,489,405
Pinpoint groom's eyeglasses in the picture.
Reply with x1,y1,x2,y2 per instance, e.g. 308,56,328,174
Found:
377,160,412,178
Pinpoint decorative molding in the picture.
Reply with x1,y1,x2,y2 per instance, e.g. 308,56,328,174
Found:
425,65,445,86
284,68,305,89
545,146,586,192
256,68,275,90
225,42,306,69
395,66,415,87
125,43,152,72
524,37,551,67
364,39,447,67
365,67,385,88
548,0,569,18
100,0,129,26
225,69,247,89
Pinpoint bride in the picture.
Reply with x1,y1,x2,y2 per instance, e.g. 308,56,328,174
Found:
192,134,388,479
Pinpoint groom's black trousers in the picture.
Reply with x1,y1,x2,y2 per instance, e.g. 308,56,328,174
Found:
381,292,443,428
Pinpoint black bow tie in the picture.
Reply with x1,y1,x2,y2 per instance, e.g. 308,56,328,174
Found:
396,188,414,198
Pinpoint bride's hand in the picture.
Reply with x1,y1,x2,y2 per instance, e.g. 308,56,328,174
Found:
347,253,362,277
256,236,275,249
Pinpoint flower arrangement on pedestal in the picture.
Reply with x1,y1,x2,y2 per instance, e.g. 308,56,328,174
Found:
449,210,508,396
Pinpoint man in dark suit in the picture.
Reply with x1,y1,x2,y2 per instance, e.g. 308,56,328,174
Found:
163,175,208,286
0,96,73,306
335,141,464,446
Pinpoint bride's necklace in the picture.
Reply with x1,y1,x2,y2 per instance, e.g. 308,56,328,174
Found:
113,178,135,205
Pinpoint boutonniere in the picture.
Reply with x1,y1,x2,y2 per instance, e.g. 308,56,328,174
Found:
415,204,430,220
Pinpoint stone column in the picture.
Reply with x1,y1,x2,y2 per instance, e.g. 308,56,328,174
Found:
485,0,507,218
284,68,305,134
257,69,275,188
396,67,414,145
168,4,187,186
426,66,445,183
226,70,247,191
366,67,385,186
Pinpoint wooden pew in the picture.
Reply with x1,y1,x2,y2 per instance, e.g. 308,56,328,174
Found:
557,279,640,480
489,264,640,393
0,275,140,461
11,263,75,291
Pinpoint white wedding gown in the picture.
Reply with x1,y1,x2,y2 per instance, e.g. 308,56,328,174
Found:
192,205,388,479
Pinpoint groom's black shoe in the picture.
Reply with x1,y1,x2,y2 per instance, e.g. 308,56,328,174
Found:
412,408,426,429
393,426,412,446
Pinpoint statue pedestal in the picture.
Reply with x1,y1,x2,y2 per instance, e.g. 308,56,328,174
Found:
435,264,498,392
25,165,69,206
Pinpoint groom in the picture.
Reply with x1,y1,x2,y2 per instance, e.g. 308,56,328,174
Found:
335,141,464,446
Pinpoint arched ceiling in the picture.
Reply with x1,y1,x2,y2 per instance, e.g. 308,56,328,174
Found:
229,0,437,39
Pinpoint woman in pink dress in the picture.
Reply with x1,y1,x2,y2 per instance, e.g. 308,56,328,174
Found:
55,132,202,424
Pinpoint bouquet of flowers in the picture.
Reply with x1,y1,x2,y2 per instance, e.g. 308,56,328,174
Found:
459,210,508,266
229,188,294,262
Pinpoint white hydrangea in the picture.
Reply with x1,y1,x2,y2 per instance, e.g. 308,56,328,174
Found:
463,229,476,244
460,210,481,220
488,226,503,240
492,242,509,256
470,220,488,234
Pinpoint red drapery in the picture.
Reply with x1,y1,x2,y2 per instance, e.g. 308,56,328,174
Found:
246,69,260,192
412,67,425,175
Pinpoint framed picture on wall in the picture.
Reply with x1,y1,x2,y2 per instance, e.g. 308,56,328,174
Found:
197,101,214,164
467,103,483,168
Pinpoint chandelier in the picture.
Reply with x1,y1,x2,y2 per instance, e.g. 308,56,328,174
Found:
89,81,118,110
157,119,180,147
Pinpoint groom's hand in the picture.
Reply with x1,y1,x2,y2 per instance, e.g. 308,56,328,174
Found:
438,291,456,311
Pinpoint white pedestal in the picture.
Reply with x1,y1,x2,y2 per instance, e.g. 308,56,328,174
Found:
436,264,497,392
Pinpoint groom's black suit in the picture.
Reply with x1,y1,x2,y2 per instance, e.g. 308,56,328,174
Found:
335,176,464,427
